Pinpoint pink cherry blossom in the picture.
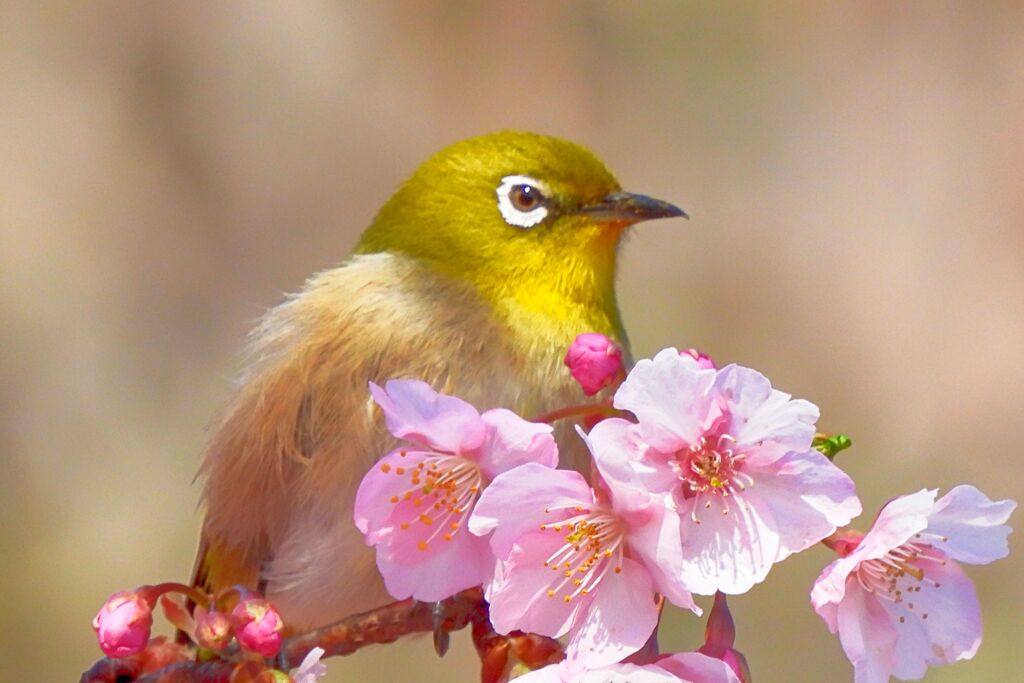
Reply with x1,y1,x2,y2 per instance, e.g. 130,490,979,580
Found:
515,651,741,683
355,380,558,602
92,590,154,658
811,485,1015,683
231,597,283,658
588,348,862,595
564,332,624,396
470,462,698,670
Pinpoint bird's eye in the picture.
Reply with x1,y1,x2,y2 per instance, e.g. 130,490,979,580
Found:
509,184,542,211
497,175,549,228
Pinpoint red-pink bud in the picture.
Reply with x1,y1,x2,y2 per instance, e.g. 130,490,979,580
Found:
699,592,751,682
680,347,716,370
231,598,284,658
564,333,624,396
92,591,154,658
195,609,234,651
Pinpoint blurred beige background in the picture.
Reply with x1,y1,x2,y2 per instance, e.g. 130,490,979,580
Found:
3,2,1022,681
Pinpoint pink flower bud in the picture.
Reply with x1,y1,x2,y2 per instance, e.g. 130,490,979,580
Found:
92,591,154,658
680,347,716,370
564,333,624,396
195,610,234,652
699,593,751,682
231,598,284,658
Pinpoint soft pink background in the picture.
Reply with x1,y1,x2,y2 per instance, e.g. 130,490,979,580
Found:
3,2,1022,680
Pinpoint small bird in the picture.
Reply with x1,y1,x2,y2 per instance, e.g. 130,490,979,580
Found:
193,131,686,630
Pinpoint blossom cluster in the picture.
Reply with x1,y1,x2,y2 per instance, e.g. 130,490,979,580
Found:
353,337,1015,682
87,334,1014,683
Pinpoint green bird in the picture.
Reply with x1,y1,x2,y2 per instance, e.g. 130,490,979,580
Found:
193,131,686,629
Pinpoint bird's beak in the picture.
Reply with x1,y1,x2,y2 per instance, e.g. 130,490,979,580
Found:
576,192,688,224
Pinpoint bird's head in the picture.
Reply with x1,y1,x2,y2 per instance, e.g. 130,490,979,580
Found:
356,131,685,335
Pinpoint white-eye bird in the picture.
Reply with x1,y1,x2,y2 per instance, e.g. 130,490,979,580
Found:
193,131,686,630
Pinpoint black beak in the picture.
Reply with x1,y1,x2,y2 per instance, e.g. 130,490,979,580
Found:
576,192,688,223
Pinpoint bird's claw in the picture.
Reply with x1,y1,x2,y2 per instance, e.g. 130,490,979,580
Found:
431,600,450,657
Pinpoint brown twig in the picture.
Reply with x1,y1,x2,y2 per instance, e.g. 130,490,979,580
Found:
276,587,485,668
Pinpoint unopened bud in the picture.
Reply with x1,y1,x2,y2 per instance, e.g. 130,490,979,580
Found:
231,598,284,658
195,610,234,651
564,333,624,396
92,590,154,658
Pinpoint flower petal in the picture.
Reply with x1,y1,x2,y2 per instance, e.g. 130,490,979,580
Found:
585,418,675,498
656,651,743,683
469,465,593,558
623,503,700,613
353,449,432,539
835,581,899,683
742,450,861,562
486,529,585,637
676,491,780,595
883,559,982,680
714,365,818,460
376,524,494,601
370,380,486,453
925,485,1016,565
613,348,716,452
475,409,558,479
565,557,659,670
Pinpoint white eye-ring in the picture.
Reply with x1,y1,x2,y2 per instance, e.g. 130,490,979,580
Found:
496,175,550,228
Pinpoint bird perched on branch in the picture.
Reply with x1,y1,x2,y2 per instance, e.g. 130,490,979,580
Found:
193,131,686,630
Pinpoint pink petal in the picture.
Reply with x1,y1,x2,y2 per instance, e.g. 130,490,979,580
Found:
835,581,899,683
656,651,743,683
676,490,780,595
613,348,716,452
855,489,936,562
925,485,1016,565
370,380,487,453
585,419,673,497
486,529,585,637
810,556,858,629
376,524,494,601
469,464,592,558
475,409,558,479
353,449,432,539
881,559,982,680
622,502,700,613
714,365,818,460
742,450,861,562
565,557,659,670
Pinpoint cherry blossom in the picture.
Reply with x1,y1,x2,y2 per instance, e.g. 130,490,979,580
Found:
470,459,701,670
812,485,1015,683
354,380,558,601
588,348,861,595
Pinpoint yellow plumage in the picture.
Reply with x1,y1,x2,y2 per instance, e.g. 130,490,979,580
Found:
193,131,684,628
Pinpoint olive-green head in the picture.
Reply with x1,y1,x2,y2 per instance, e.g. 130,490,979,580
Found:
355,131,685,333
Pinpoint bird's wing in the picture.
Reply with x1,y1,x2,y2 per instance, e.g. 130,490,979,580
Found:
190,252,522,604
